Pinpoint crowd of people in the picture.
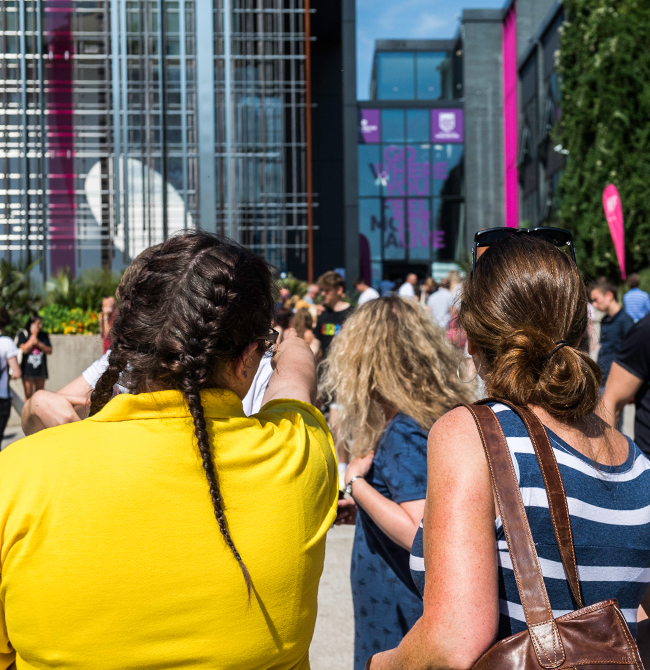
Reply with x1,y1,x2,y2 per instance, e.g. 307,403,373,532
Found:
0,229,649,669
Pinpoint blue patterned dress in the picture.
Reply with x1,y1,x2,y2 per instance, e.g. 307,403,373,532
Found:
351,413,428,670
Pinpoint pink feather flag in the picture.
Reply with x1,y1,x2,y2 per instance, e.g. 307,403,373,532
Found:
602,184,626,280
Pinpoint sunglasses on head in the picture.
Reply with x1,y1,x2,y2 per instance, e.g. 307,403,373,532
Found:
471,226,576,275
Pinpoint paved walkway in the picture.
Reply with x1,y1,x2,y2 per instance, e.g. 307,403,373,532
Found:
1,425,24,451
311,525,355,669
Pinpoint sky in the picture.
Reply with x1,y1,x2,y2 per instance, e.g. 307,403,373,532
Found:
356,0,505,99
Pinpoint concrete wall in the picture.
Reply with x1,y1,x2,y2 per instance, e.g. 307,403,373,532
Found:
8,335,103,427
462,10,505,241
44,335,104,392
342,0,359,289
516,0,559,61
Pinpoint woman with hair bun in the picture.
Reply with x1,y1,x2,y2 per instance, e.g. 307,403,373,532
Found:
320,296,473,669
0,231,338,669
369,234,650,669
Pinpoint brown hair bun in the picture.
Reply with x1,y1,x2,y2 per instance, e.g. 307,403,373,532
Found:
489,327,601,422
459,235,601,422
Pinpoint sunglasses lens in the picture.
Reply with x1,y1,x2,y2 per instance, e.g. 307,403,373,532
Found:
475,228,516,247
529,229,572,247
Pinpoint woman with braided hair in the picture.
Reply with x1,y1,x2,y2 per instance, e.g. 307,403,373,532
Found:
0,231,338,669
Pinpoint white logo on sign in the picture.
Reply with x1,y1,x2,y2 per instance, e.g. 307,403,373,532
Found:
438,113,456,133
606,194,619,214
375,170,389,187
361,118,378,134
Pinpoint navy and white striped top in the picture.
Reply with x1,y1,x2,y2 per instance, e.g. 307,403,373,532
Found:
410,402,650,639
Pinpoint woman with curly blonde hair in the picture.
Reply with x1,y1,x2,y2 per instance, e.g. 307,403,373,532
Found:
319,296,473,669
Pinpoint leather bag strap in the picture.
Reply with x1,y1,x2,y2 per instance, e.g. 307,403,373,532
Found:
462,404,555,625
477,399,584,609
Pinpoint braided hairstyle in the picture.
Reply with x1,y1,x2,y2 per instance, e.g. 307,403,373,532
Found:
89,232,276,595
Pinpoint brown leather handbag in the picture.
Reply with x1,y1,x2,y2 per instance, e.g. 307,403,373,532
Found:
464,399,645,670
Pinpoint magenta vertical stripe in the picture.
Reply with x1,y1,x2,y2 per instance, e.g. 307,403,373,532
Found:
502,3,518,227
45,0,76,276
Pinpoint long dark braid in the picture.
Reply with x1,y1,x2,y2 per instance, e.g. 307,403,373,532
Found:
182,375,251,595
89,232,276,595
89,348,124,416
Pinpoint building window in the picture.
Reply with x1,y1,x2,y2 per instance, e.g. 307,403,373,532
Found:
406,110,430,143
376,52,415,100
376,51,454,101
358,145,382,197
416,52,451,100
381,109,405,143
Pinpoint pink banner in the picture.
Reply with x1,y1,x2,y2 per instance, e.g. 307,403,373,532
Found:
603,184,626,280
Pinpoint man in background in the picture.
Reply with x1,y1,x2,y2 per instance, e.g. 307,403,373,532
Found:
623,274,650,323
590,277,634,388
314,271,353,473
397,273,418,300
0,307,21,446
302,284,319,305
353,277,379,306
379,274,395,297
427,277,454,330
603,313,650,456
315,271,352,360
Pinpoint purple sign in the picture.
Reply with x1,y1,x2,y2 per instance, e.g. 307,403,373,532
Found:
367,145,452,197
359,109,380,144
432,109,464,143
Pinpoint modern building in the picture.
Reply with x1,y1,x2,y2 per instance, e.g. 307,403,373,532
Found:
459,0,561,238
517,2,564,226
352,0,567,288
0,0,356,283
357,39,465,285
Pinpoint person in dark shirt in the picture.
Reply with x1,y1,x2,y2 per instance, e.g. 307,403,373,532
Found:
590,278,634,386
315,271,352,360
603,314,650,457
17,313,53,399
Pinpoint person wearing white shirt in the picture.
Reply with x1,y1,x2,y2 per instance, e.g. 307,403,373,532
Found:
398,273,418,300
354,278,380,306
0,308,21,446
427,286,455,330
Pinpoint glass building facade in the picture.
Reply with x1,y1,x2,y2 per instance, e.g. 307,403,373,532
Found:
359,40,464,286
0,0,313,280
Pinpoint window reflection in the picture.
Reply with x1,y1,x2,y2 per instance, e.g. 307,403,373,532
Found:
433,144,464,197
406,110,429,143
358,145,382,197
416,53,452,100
381,110,405,143
377,52,415,100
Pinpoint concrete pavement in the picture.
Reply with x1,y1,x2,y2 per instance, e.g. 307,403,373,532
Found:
311,525,355,670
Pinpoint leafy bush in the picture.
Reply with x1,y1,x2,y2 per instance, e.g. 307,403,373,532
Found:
557,0,650,279
0,260,41,336
0,260,117,336
39,304,99,335
46,268,121,312
278,274,309,297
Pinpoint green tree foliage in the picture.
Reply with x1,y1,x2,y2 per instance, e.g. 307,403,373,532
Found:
0,260,41,336
45,268,121,312
557,0,650,280
277,274,309,297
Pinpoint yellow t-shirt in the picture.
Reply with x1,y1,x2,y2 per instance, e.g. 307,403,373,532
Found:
0,390,338,670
